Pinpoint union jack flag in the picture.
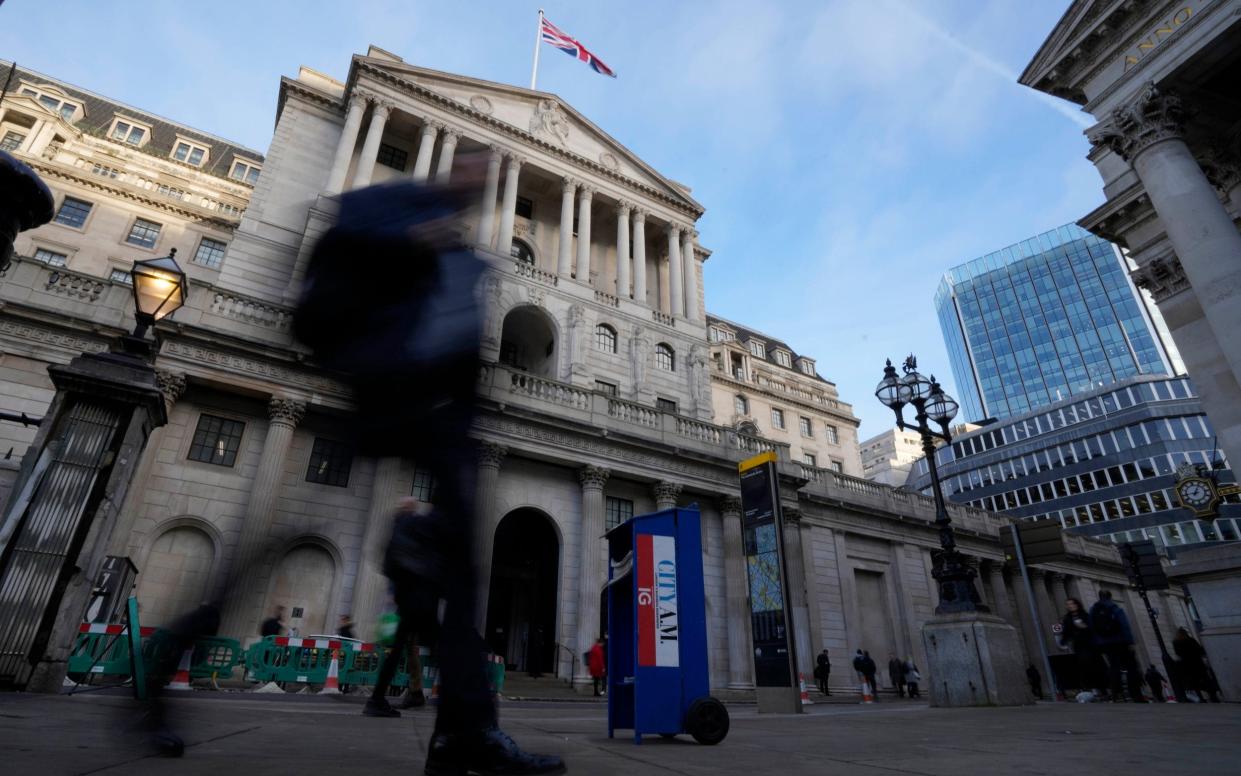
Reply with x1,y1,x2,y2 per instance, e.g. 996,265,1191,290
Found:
540,16,616,78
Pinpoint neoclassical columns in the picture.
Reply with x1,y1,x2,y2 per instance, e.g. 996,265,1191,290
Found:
781,509,815,679
575,186,595,282
1090,83,1241,382
350,100,392,189
411,120,441,183
719,497,754,689
652,480,681,511
434,129,460,184
220,397,307,637
667,225,684,317
497,154,525,256
681,229,699,321
557,178,576,277
326,95,368,194
632,209,648,304
353,457,406,638
616,201,632,298
473,442,509,629
1030,569,1060,654
575,465,610,686
476,146,503,247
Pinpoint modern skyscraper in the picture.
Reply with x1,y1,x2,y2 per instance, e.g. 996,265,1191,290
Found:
936,224,1175,423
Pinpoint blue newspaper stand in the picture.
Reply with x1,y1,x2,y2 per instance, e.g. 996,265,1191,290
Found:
605,507,729,745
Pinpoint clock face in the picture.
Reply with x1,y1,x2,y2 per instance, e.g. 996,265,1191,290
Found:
1178,479,1212,508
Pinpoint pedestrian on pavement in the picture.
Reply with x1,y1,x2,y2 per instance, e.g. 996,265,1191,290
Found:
337,614,355,640
1144,664,1167,703
815,649,831,695
295,169,564,775
260,605,285,638
888,653,907,697
859,650,879,701
1089,590,1146,702
1026,664,1043,700
1059,597,1102,696
588,638,607,697
903,658,921,698
1173,627,1220,702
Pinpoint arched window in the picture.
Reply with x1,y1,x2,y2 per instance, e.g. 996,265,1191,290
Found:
734,394,748,415
595,323,617,353
655,343,675,372
510,238,535,264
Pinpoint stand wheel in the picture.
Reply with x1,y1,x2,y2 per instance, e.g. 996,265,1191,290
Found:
685,696,729,745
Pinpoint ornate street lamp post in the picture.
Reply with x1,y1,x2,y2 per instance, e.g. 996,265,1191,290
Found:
875,356,984,614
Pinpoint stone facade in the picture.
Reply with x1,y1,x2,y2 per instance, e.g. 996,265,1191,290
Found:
860,428,925,487
0,49,1167,694
1021,0,1241,474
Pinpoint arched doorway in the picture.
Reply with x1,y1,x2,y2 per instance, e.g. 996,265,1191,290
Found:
264,543,336,636
136,525,215,627
499,305,557,377
485,509,559,674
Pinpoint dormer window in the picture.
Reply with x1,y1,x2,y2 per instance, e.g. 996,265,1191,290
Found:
798,358,816,376
774,350,792,368
230,160,262,185
172,139,209,167
748,340,765,359
709,326,736,343
21,85,79,121
108,117,151,146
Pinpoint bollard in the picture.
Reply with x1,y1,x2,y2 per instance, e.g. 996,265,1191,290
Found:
166,648,194,691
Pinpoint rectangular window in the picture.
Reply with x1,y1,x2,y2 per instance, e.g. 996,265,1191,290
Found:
605,496,634,531
231,160,262,185
0,131,25,151
305,437,353,487
771,408,785,429
376,143,408,170
111,120,145,145
799,417,812,437
126,218,161,248
775,351,792,368
91,163,119,179
830,460,843,473
656,398,677,414
595,380,618,396
173,141,206,166
515,196,534,219
412,465,436,502
193,237,227,268
804,453,817,467
33,248,68,266
749,340,765,359
826,425,839,445
109,268,132,285
187,414,245,467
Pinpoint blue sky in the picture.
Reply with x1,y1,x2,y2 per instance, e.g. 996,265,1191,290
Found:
0,1,1101,441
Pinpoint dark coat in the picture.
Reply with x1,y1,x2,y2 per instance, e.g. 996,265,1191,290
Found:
1060,611,1094,654
888,658,906,683
1088,599,1135,647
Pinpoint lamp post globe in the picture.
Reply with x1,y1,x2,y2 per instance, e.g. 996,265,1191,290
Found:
900,369,933,403
130,248,189,338
874,359,904,409
925,378,959,426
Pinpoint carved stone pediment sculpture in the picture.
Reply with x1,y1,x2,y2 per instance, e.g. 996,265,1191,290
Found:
530,98,571,146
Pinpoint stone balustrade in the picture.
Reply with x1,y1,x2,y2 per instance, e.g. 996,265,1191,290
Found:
509,371,592,411
607,396,661,428
651,310,675,327
45,267,107,302
512,259,559,286
208,288,293,331
594,289,620,308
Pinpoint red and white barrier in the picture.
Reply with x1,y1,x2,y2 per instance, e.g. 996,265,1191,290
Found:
167,648,193,691
78,623,155,636
861,679,875,704
798,673,813,705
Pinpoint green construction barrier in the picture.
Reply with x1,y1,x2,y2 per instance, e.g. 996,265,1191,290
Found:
68,627,245,685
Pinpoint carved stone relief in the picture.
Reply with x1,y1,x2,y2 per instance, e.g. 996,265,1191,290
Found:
529,99,570,146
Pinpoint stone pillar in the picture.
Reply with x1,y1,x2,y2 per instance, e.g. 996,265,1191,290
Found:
652,480,681,511
326,94,368,194
1030,569,1059,654
219,398,306,639
681,229,699,321
433,128,459,184
352,457,406,640
616,201,632,298
349,100,392,189
667,225,684,317
107,371,187,557
575,185,594,283
1092,84,1241,404
475,146,502,247
496,154,524,256
410,120,441,183
575,465,610,687
720,497,754,689
985,563,1018,626
557,177,576,278
1009,565,1043,672
782,509,815,681
632,209,648,304
473,443,508,631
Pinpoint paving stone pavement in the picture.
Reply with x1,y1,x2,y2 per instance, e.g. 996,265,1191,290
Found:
0,690,1236,775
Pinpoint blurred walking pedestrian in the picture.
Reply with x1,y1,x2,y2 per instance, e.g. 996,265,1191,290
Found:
588,638,606,697
1059,597,1102,696
1090,591,1146,702
1144,664,1166,703
888,653,907,697
1173,627,1220,702
260,605,285,638
1026,664,1043,700
815,649,831,695
903,658,921,698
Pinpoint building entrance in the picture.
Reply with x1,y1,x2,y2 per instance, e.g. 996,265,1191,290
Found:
485,508,559,674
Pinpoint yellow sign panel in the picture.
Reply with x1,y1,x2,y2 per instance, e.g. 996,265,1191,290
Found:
738,450,777,474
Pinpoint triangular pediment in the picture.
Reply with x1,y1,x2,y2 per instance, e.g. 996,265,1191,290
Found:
355,55,702,213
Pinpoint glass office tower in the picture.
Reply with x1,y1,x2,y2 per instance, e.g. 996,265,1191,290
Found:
936,224,1173,422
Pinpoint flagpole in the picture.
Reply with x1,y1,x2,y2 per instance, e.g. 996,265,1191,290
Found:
530,8,544,90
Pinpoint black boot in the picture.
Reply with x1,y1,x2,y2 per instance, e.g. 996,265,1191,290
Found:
425,728,566,776
363,697,401,717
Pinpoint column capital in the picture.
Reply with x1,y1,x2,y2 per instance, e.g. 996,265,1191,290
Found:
1131,252,1190,303
268,397,307,427
351,87,380,105
487,144,504,160
579,464,610,489
719,495,742,517
1088,82,1185,162
440,126,461,144
652,480,682,503
578,184,596,200
479,441,508,469
561,176,578,193
419,119,443,136
667,222,683,238
783,507,803,525
505,153,526,169
616,199,634,215
155,370,187,406
1198,141,1241,196
371,99,395,120
631,207,648,223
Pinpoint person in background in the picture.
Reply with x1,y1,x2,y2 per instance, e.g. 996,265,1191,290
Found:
1059,597,1101,697
861,650,879,701
1089,590,1146,702
337,614,355,640
260,606,285,639
888,653,907,698
1173,627,1220,702
815,649,831,696
1144,664,1167,703
903,657,921,699
588,638,606,697
1026,664,1043,700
